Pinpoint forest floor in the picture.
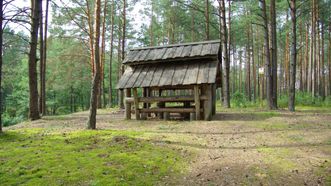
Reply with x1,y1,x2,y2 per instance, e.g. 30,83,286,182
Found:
2,106,331,185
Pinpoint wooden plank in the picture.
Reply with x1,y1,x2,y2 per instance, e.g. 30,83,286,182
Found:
136,49,150,61
133,66,150,87
150,66,165,87
125,95,208,103
125,89,132,119
162,47,176,59
159,65,175,86
153,48,167,60
200,44,212,56
132,50,143,62
173,46,184,58
124,66,143,88
181,45,192,57
140,66,156,87
194,85,201,120
133,88,140,120
144,48,158,61
116,67,134,89
207,61,218,83
203,85,212,121
211,43,220,54
183,63,199,85
172,64,188,85
124,50,139,63
190,45,203,57
197,62,211,84
140,108,196,113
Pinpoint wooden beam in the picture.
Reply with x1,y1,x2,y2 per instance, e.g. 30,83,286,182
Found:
140,108,198,113
125,95,208,103
125,88,132,119
133,88,140,120
203,85,212,121
194,85,201,120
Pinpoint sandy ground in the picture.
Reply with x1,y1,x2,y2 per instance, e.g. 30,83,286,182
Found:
6,108,331,185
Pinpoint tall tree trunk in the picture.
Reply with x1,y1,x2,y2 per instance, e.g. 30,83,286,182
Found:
39,1,44,114
245,29,251,101
109,0,115,107
41,0,49,115
289,0,296,112
270,0,277,108
99,0,107,108
260,0,272,109
239,50,242,93
304,24,309,92
321,22,325,99
218,0,230,108
117,10,122,107
150,0,154,46
87,0,101,129
205,0,210,40
299,22,303,92
28,0,41,120
86,0,94,76
328,23,331,96
119,0,126,109
0,0,3,132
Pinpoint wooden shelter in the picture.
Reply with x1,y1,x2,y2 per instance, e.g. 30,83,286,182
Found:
117,40,221,121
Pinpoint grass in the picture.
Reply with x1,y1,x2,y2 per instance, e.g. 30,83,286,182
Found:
0,129,187,186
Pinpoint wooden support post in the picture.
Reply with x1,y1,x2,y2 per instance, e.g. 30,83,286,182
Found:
133,88,140,120
157,90,164,119
125,88,132,119
204,85,212,121
163,112,170,120
194,85,201,120
183,101,191,120
212,84,216,115
190,112,196,121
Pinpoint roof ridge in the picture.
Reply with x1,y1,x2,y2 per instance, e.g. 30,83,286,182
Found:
130,40,220,51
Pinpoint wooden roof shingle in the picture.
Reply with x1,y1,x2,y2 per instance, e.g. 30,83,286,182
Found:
123,40,220,65
117,60,219,89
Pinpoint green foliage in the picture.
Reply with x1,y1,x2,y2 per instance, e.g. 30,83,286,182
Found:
0,129,186,185
231,91,248,108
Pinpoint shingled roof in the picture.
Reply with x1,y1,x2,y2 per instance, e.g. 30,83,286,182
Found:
123,40,220,65
117,40,220,89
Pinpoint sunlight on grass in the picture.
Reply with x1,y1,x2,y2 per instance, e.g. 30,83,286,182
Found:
0,129,187,186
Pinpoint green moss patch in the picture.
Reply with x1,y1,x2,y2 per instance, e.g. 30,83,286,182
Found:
0,129,186,186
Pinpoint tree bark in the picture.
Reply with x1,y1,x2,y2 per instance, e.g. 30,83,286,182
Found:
39,0,44,114
260,0,272,109
0,0,3,132
289,0,296,112
87,0,101,129
205,0,210,40
218,0,230,108
329,23,331,96
270,0,277,108
99,0,107,108
109,0,115,107
41,0,49,115
28,0,41,120
119,0,126,109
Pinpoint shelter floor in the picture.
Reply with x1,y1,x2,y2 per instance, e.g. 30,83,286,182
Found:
6,107,331,185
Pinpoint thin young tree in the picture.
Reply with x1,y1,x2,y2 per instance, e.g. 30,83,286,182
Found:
28,0,41,120
87,0,101,129
289,0,297,111
0,0,3,132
